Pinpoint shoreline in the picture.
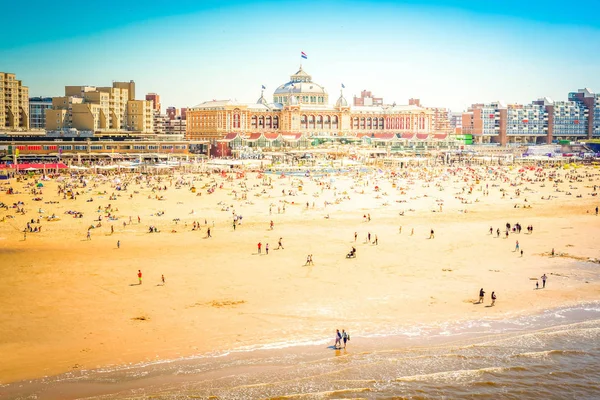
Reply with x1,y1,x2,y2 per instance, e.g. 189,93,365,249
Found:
2,299,599,399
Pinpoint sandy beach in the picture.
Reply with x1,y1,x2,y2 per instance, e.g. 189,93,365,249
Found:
1,162,599,385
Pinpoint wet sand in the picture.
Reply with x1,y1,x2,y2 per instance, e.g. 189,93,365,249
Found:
1,163,599,384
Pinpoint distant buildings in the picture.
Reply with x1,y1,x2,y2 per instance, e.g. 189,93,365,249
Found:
46,81,153,133
29,97,53,129
0,72,29,130
460,89,600,145
353,90,383,106
145,93,161,112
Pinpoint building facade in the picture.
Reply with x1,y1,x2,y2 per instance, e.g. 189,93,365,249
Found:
353,90,383,106
187,67,441,147
146,93,161,112
460,88,600,145
0,72,29,130
29,97,53,129
46,81,153,134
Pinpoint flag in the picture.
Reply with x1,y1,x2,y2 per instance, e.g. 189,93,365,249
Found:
341,83,345,88
261,85,266,90
301,51,307,59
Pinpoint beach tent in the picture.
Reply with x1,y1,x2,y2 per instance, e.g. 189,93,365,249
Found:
36,183,44,187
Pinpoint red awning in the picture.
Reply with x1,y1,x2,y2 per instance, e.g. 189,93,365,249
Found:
0,163,68,170
416,133,429,140
401,132,415,139
433,133,448,140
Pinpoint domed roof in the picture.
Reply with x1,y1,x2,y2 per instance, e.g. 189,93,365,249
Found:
335,91,348,107
273,66,328,95
257,90,268,106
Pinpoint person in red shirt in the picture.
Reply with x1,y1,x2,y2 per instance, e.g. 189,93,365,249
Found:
138,270,142,285
257,242,262,254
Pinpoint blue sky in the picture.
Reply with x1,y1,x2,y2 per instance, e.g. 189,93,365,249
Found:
3,0,600,112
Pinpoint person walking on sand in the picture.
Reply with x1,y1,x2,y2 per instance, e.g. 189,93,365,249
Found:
479,288,485,303
117,240,120,249
138,270,142,285
491,292,496,306
87,230,91,240
207,227,211,238
257,242,262,254
515,240,519,252
161,274,165,285
342,329,349,348
541,274,547,288
266,243,269,255
429,229,435,239
596,206,598,216
277,237,284,250
354,231,358,242
335,329,342,349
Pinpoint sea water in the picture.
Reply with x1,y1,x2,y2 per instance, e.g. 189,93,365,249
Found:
2,302,600,399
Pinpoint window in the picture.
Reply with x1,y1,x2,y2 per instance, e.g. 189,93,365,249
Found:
273,116,279,129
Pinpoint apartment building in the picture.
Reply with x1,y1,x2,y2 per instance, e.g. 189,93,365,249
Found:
29,97,53,129
46,80,153,133
0,72,29,130
127,100,154,132
461,89,597,145
353,90,383,106
146,93,161,112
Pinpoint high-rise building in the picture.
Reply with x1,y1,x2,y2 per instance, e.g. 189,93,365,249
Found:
427,107,451,134
353,90,383,106
46,81,153,133
166,106,179,120
568,88,600,138
127,100,154,132
0,72,29,130
408,98,421,107
29,97,53,129
146,93,161,112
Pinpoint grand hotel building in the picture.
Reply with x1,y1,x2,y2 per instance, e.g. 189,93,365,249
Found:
186,67,450,155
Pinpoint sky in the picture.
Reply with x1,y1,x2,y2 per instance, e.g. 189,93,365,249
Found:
3,0,600,112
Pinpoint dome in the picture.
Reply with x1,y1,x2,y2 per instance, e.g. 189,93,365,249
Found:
272,66,329,105
336,92,348,107
256,90,268,106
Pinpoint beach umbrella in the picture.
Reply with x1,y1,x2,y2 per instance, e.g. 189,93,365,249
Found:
36,183,44,187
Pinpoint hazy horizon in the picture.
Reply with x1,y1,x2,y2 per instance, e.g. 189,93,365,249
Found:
3,0,600,112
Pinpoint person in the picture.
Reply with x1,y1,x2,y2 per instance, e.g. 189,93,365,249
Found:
515,240,519,251
335,329,342,349
309,254,314,265
596,206,598,216
354,231,358,242
551,248,555,257
161,274,165,285
207,227,211,238
257,242,262,254
87,230,91,240
479,288,485,303
541,274,547,288
266,243,269,255
520,249,523,257
429,229,435,239
117,240,120,249
277,237,284,250
341,329,349,348
536,281,539,290
373,235,378,245
138,270,142,285
491,292,496,306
